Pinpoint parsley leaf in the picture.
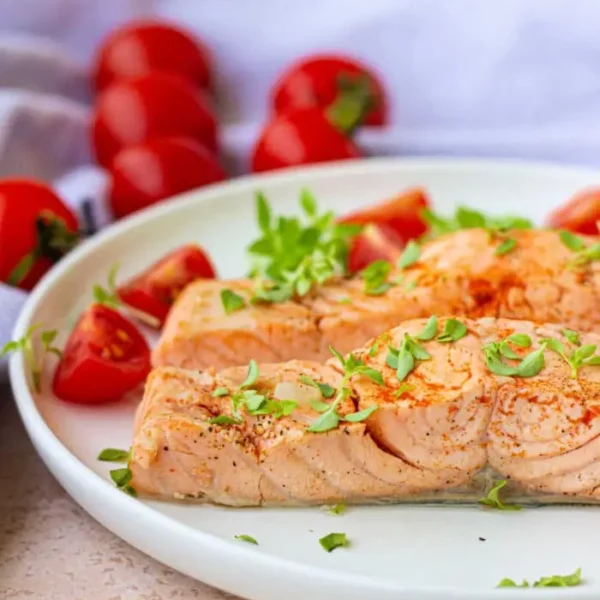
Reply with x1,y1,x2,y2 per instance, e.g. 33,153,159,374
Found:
212,386,230,397
416,315,438,341
559,230,586,251
328,502,347,516
497,568,583,589
559,231,600,268
497,578,529,588
563,329,581,346
220,289,245,314
516,345,546,377
437,318,467,343
387,334,431,381
235,534,258,545
361,259,392,295
483,338,546,378
397,240,421,269
241,360,259,388
343,404,378,422
542,336,600,378
98,448,130,462
109,467,137,496
207,415,243,425
299,374,335,398
319,532,350,552
479,479,521,511
495,237,517,256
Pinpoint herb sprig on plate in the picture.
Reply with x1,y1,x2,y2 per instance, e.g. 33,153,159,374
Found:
559,230,600,268
483,334,547,378
479,479,520,511
498,568,582,589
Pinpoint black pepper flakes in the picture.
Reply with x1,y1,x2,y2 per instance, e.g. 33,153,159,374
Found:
478,537,486,542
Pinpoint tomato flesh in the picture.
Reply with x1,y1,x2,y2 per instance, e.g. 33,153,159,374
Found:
52,304,151,404
348,224,404,274
546,188,600,235
118,245,217,325
339,188,430,243
0,180,78,291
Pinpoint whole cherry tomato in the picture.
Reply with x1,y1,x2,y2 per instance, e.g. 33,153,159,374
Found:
52,303,151,404
108,137,226,219
339,188,430,243
546,188,600,235
347,224,404,274
272,54,388,127
0,180,79,291
94,20,212,92
92,73,218,167
118,244,217,325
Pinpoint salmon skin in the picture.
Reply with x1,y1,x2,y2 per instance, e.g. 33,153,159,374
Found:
131,316,600,506
153,229,600,371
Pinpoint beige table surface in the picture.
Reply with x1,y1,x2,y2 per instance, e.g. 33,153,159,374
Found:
0,385,239,600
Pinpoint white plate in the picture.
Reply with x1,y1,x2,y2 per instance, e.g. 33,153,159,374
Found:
9,157,600,600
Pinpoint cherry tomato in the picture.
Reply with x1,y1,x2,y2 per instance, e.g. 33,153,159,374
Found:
339,188,430,243
118,244,216,325
272,54,387,127
94,20,212,92
108,137,226,219
92,73,218,168
52,303,151,404
0,180,79,291
251,107,362,173
347,224,404,274
546,188,600,235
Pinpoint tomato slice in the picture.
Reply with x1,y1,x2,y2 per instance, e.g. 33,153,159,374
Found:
52,304,151,404
347,223,404,274
117,244,217,325
339,188,430,243
546,188,600,235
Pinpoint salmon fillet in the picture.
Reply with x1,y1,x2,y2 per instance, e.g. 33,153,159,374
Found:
153,229,600,371
131,316,600,505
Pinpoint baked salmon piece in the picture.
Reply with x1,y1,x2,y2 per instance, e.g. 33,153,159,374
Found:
153,229,600,371
132,316,600,505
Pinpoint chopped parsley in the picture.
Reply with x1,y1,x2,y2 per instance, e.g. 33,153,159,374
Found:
247,190,361,303
1,324,62,393
235,534,258,545
498,568,582,588
479,479,520,511
319,532,350,552
220,289,245,314
361,259,392,295
97,448,130,462
307,347,382,433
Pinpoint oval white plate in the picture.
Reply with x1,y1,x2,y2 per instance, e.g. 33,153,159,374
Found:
9,158,600,600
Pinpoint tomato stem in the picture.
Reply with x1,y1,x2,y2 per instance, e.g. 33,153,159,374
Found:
326,74,376,136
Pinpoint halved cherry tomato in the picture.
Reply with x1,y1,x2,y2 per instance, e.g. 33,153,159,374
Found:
117,244,216,325
94,20,212,92
108,137,226,219
546,188,600,235
52,303,151,404
92,73,218,168
339,188,430,243
347,223,404,274
0,180,79,291
272,54,388,126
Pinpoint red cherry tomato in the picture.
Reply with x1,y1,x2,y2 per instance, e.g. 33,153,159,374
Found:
339,188,430,243
0,180,79,291
108,137,226,219
272,54,388,127
251,107,362,173
92,73,218,167
94,20,212,92
546,188,600,235
52,303,151,404
118,244,216,325
347,224,404,274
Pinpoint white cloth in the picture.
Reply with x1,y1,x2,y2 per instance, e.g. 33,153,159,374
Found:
2,0,600,376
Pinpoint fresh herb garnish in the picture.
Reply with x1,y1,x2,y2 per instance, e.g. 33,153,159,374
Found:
559,230,600,268
235,534,258,545
386,334,431,382
299,374,336,398
212,386,230,397
93,263,161,327
559,230,587,251
397,240,421,269
437,318,467,343
497,568,582,589
416,315,438,341
241,360,259,388
495,237,516,256
394,383,415,397
109,467,137,496
220,289,245,314
542,336,600,378
368,341,380,357
207,415,243,425
361,260,392,295
247,190,360,302
328,502,347,516
479,479,520,511
403,280,418,292
563,329,581,346
98,448,130,462
483,337,545,378
1,324,62,392
319,532,350,552
307,347,382,433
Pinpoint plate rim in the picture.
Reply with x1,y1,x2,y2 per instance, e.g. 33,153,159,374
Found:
9,156,600,599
